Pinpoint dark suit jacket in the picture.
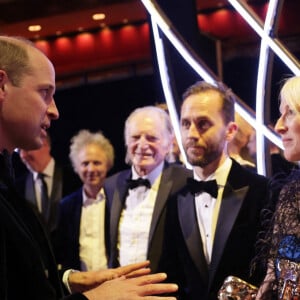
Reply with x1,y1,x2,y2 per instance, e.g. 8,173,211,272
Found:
162,159,269,300
0,154,86,300
15,161,80,234
55,188,110,271
104,162,192,272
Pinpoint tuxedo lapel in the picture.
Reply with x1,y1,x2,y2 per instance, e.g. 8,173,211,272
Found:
50,163,63,205
178,192,209,282
46,163,63,230
73,190,83,246
209,165,249,285
110,172,131,251
148,167,172,244
25,173,36,206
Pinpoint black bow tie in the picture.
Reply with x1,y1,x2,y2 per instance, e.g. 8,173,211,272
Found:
127,178,151,189
187,178,218,198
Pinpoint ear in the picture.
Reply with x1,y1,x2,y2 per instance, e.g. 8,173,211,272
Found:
0,70,8,101
225,121,238,142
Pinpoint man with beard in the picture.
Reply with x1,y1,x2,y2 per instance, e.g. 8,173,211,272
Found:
161,81,269,300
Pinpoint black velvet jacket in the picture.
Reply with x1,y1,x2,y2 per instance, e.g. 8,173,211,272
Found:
0,152,86,300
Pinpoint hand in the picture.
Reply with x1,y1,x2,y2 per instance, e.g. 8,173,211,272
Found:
83,272,178,300
69,261,152,293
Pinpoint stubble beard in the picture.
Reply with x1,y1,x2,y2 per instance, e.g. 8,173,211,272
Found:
187,148,221,168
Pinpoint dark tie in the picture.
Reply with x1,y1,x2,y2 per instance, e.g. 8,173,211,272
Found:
187,177,218,198
38,173,49,217
126,178,151,189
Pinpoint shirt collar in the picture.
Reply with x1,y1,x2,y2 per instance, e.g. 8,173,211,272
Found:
33,158,55,180
193,156,232,187
131,161,164,187
82,187,105,206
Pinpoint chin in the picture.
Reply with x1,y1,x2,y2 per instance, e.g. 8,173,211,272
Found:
21,142,40,151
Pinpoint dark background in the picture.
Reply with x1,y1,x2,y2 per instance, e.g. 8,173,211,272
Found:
7,0,299,175
48,51,297,175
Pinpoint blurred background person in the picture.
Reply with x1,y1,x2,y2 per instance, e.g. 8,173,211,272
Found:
247,129,298,177
227,112,256,172
15,133,80,235
56,129,114,272
155,102,184,164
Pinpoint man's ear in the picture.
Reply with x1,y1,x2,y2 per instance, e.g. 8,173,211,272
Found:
0,70,8,100
226,121,238,142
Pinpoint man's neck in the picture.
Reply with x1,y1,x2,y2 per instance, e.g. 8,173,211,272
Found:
193,154,227,180
84,184,103,199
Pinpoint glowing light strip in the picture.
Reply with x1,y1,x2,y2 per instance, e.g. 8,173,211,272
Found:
255,0,280,175
142,0,269,168
140,0,216,84
227,0,300,75
141,0,287,174
234,103,282,148
141,0,258,127
151,19,190,168
262,126,283,149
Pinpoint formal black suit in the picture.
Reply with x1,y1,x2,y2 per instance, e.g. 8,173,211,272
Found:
0,153,87,299
14,159,80,234
162,159,269,300
55,188,110,271
104,162,192,272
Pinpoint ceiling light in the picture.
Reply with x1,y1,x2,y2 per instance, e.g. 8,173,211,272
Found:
28,25,41,32
92,13,105,21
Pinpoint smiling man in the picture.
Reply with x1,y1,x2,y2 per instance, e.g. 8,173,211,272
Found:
55,129,115,273
104,106,191,272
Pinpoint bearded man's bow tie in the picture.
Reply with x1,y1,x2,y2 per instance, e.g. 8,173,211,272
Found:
187,178,218,198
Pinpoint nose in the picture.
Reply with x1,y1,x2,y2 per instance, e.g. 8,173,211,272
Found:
137,135,149,149
187,122,199,138
275,115,286,135
48,98,59,120
87,162,97,172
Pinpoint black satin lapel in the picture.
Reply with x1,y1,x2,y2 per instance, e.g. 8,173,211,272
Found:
110,178,129,248
74,192,83,242
209,184,249,283
25,173,36,206
148,173,172,244
51,164,63,203
178,192,209,281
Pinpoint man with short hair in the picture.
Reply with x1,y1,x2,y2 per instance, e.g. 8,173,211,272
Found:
162,81,269,300
0,35,178,300
16,133,80,234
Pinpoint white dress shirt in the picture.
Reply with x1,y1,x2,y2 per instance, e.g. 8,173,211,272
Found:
118,162,164,266
79,188,107,271
194,157,232,263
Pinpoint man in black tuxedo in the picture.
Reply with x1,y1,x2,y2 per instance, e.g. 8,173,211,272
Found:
104,106,191,273
15,133,80,235
162,81,269,300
